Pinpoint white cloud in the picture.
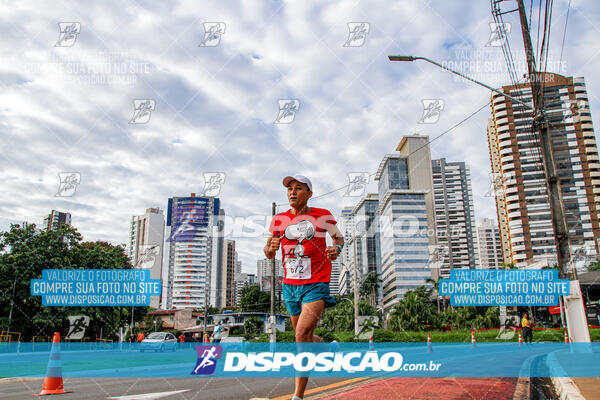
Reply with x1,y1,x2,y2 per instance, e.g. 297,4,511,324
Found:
1,0,599,275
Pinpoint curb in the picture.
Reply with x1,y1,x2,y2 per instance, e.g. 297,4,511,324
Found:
547,352,586,400
0,377,43,384
513,353,535,400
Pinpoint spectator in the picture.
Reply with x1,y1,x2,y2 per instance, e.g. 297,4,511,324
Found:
137,331,145,342
521,313,533,344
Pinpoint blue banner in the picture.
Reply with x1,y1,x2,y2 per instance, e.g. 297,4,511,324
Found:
439,269,569,306
30,269,161,306
0,342,597,378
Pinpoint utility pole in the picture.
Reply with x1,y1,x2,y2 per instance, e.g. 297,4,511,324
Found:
515,0,571,277
269,202,277,343
515,0,590,343
352,238,360,337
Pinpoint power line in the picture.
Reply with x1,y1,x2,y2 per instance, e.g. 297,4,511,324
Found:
559,0,571,64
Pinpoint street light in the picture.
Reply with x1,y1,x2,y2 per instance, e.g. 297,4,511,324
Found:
387,55,532,109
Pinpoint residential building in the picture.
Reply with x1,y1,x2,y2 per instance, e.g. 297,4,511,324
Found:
233,272,256,305
330,258,341,296
375,136,438,313
128,208,165,308
220,239,236,308
487,73,600,266
477,218,503,268
162,194,223,309
43,210,71,231
257,258,283,292
431,158,478,277
338,207,355,296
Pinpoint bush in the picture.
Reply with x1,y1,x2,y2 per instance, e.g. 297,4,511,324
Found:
372,329,395,342
314,328,335,343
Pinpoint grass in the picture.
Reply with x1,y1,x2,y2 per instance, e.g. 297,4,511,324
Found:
253,328,600,343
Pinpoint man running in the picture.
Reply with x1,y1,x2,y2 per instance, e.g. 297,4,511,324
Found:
265,175,344,400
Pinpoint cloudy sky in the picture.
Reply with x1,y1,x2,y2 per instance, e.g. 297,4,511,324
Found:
1,0,599,273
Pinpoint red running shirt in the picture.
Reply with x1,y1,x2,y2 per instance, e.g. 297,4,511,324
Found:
269,207,337,285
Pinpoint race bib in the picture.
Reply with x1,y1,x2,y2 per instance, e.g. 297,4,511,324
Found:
285,257,311,280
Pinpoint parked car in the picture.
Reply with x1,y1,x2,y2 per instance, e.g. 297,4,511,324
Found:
140,332,177,352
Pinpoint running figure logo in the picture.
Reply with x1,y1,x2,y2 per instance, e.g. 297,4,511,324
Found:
129,99,156,124
274,99,300,124
55,22,81,47
343,22,370,47
191,345,223,375
485,22,511,47
418,99,444,124
199,22,226,47
66,315,89,340
55,172,81,197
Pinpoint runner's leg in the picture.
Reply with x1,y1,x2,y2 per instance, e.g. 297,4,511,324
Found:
294,300,325,399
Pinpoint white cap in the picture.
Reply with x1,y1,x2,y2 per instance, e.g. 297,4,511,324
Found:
282,175,312,191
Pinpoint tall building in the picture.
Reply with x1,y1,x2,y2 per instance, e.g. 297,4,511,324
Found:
329,258,341,296
375,136,438,313
43,210,71,231
233,272,255,305
338,207,355,296
487,74,600,266
431,158,478,277
128,208,165,308
162,194,223,309
220,239,236,308
477,218,503,268
257,258,282,292
353,194,381,276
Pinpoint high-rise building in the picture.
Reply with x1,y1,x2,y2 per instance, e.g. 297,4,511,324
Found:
128,208,165,308
162,194,223,309
329,258,341,296
375,136,438,313
477,218,503,268
353,194,381,276
338,207,355,296
233,272,253,305
431,158,478,277
487,74,600,266
257,258,283,292
220,239,236,308
43,210,71,231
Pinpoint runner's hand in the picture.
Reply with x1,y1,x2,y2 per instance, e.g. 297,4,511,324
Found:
326,246,339,260
267,234,282,253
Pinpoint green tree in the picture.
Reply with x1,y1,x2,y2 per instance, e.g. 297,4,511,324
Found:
359,273,381,308
0,224,146,340
238,285,270,313
587,261,600,271
320,298,378,332
388,286,438,332
243,316,264,336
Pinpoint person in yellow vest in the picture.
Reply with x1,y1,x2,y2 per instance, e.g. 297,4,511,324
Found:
521,313,533,343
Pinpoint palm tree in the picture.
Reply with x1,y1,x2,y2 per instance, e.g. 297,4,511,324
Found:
359,273,382,308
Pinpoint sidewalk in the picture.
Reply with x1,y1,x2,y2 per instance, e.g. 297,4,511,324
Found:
549,350,600,399
312,378,518,400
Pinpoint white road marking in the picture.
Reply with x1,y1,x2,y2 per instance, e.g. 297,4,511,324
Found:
107,389,191,400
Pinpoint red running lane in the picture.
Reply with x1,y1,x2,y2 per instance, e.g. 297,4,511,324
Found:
320,377,518,400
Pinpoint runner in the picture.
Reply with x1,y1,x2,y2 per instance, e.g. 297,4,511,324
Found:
265,175,344,400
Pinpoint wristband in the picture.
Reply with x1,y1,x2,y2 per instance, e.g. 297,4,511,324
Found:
336,244,343,254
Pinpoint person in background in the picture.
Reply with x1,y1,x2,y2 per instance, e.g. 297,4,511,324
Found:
521,313,533,343
212,321,223,343
136,331,144,343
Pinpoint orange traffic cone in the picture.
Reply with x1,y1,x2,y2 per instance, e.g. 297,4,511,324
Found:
564,330,569,343
427,333,433,353
471,330,476,348
35,332,71,396
518,330,523,346
368,336,375,351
